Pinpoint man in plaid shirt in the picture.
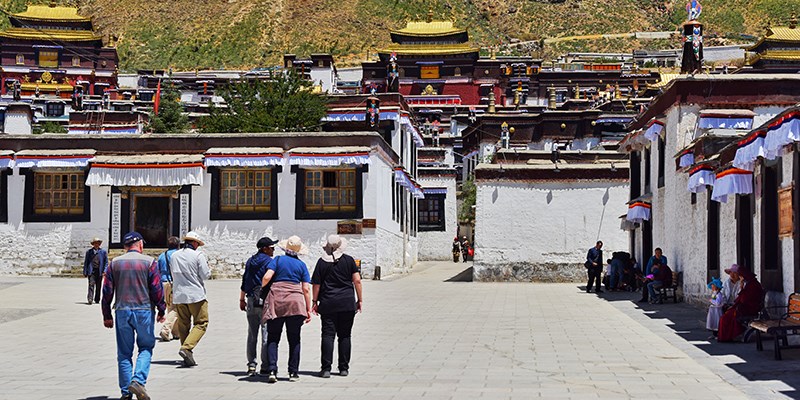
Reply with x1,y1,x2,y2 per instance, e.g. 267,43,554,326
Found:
102,232,166,400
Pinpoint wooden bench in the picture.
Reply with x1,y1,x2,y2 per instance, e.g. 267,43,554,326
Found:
749,292,800,360
657,271,681,303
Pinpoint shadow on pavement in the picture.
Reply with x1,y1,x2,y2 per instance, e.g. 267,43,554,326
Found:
219,370,268,382
445,267,474,282
592,286,800,399
79,397,112,400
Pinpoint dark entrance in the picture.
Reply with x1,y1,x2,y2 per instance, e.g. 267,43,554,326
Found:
642,220,653,267
736,193,754,271
133,196,171,247
761,160,783,292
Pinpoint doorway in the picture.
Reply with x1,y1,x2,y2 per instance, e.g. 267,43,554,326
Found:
133,196,171,247
736,193,754,271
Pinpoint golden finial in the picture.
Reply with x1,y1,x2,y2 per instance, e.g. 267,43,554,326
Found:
790,13,798,29
49,0,57,8
426,7,433,23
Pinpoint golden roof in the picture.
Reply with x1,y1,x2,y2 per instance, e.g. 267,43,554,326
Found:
646,73,679,89
21,82,74,92
11,5,91,22
379,44,479,56
747,50,800,64
391,21,465,37
747,26,800,51
0,27,100,41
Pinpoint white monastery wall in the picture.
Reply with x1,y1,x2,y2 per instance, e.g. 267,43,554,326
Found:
418,176,457,261
473,180,629,282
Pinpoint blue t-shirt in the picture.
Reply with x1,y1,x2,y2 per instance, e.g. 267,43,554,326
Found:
268,255,310,283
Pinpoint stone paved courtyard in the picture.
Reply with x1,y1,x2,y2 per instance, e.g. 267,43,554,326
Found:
1,261,798,400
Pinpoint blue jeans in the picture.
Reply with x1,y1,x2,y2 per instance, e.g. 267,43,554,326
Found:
115,309,156,395
609,264,623,289
647,280,664,301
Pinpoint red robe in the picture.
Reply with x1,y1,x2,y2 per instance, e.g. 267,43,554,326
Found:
717,277,763,342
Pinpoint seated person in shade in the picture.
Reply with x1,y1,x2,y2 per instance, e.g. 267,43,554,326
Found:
717,265,763,342
646,258,672,304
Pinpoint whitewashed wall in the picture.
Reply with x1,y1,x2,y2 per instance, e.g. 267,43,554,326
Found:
0,171,110,274
418,176,457,261
473,180,629,282
641,104,790,305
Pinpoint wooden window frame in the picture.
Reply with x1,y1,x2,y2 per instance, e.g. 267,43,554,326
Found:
209,166,279,220
294,165,365,220
22,169,91,222
419,194,445,231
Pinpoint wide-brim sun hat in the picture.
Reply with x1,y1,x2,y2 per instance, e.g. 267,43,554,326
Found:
90,237,103,244
278,235,309,256
182,231,205,247
724,264,740,274
321,234,348,262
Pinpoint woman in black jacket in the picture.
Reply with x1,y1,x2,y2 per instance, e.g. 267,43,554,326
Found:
311,235,363,378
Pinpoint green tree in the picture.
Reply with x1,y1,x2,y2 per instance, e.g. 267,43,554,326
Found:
35,121,67,134
199,72,327,133
459,177,477,223
148,88,189,133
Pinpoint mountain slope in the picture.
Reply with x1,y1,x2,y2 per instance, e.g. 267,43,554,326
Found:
0,0,798,70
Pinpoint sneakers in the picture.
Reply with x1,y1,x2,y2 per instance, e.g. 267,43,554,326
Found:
339,370,349,377
267,371,278,383
178,349,196,367
319,370,331,378
247,366,256,376
127,381,150,400
289,373,300,382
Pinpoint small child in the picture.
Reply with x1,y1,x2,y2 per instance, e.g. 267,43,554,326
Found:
706,278,724,339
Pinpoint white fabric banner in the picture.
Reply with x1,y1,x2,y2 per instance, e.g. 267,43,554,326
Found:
86,166,204,187
204,156,283,167
626,204,651,223
763,118,800,160
643,122,664,142
732,136,764,171
711,170,753,203
687,169,716,193
15,157,92,168
678,153,694,168
288,154,370,166
698,117,752,130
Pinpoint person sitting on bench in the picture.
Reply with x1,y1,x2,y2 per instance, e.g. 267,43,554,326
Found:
717,265,763,342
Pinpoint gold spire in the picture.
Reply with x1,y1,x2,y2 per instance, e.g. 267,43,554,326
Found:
426,7,433,23
790,13,798,29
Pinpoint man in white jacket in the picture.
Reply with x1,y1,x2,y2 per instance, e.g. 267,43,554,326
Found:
171,231,211,367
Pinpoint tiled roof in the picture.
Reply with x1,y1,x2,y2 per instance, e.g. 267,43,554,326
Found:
391,21,465,37
0,28,100,41
12,5,91,22
379,44,479,56
748,50,800,64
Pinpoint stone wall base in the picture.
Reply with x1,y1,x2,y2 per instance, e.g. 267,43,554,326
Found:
473,262,587,283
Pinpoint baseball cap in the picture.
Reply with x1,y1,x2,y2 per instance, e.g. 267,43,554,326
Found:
257,236,278,249
123,232,144,246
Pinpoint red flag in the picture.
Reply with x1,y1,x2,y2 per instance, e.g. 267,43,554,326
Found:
154,79,162,115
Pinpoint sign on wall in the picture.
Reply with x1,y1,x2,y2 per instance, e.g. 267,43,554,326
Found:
779,186,794,238
179,194,190,239
337,220,362,235
111,193,121,243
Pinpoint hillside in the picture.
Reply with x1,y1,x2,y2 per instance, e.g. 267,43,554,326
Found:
1,0,799,71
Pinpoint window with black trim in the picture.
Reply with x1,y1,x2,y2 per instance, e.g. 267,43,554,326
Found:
210,167,279,220
644,147,651,193
0,169,8,223
657,137,666,188
34,172,84,214
304,169,356,212
221,169,272,213
38,51,58,68
15,54,24,65
419,194,445,231
45,102,65,117
295,166,364,220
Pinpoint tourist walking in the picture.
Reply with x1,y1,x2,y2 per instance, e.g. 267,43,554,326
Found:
460,236,470,262
171,231,211,367
311,235,363,378
157,236,180,342
452,237,461,263
585,241,603,293
101,232,165,400
240,236,277,376
83,237,108,305
261,235,313,383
